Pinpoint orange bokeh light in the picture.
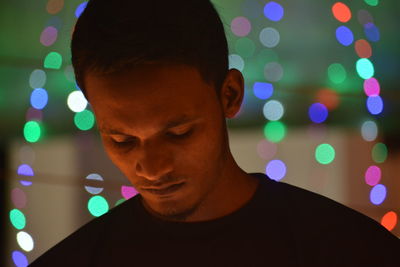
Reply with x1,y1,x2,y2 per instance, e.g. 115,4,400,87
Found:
332,2,352,23
46,0,64,15
355,39,372,58
381,211,398,231
316,88,340,110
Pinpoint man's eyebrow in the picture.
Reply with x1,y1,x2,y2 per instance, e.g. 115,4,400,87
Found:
99,115,199,135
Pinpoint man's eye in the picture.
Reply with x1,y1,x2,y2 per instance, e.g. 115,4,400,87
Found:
167,128,192,138
110,137,136,145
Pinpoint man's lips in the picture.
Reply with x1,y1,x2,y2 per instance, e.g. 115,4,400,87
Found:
142,182,185,196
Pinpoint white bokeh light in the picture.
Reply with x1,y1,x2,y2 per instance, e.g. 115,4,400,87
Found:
67,90,88,112
263,100,284,121
16,231,34,252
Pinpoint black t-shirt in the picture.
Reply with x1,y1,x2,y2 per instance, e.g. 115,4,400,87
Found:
30,173,399,266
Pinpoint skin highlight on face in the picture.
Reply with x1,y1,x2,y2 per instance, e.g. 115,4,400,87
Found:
84,63,259,222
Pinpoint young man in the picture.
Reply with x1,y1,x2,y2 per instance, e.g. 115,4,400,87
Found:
31,0,399,266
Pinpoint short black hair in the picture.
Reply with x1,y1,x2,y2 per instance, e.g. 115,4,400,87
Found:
71,0,229,97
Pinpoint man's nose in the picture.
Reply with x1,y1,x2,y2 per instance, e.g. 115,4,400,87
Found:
135,143,173,181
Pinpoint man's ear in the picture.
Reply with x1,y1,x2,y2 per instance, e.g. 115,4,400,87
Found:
219,69,245,118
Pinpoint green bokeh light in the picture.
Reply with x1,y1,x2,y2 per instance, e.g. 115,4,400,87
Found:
372,143,388,163
74,110,95,131
328,63,346,84
356,58,374,79
315,143,335,164
115,198,126,206
263,121,286,143
23,121,41,143
10,209,26,230
88,195,109,217
364,0,379,6
44,52,63,69
235,37,256,58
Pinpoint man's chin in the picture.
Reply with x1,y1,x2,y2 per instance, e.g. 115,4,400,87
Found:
142,197,199,222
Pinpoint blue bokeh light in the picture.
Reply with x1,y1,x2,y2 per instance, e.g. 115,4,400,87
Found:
75,2,88,18
266,159,287,181
30,88,48,110
366,96,383,115
308,103,328,123
364,23,380,42
12,250,28,267
335,26,354,46
263,1,284,22
370,184,387,205
17,164,34,176
253,82,274,100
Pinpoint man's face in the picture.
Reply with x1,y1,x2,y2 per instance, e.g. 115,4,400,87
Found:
85,64,230,219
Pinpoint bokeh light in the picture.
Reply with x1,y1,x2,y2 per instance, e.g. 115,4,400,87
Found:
87,195,109,217
12,251,28,267
363,77,380,96
265,159,286,181
74,110,95,131
46,16,63,30
259,27,280,48
256,139,278,160
231,16,251,37
67,90,88,112
308,103,328,124
361,120,378,141
364,23,380,42
366,95,383,115
356,58,374,79
30,88,48,110
369,184,386,205
75,1,88,18
315,144,335,165
364,165,381,186
242,0,264,19
85,173,104,195
121,185,139,200
29,69,46,89
335,26,354,46
44,52,62,69
23,121,41,143
364,0,379,7
357,10,374,25
253,82,274,100
17,164,34,177
307,124,328,141
228,54,245,71
381,211,397,231
40,26,58,47
328,63,346,84
11,188,27,209
115,198,126,206
26,107,43,122
331,2,352,23
16,231,34,252
315,89,340,110
264,62,283,82
263,100,284,121
235,37,256,58
263,121,287,143
46,0,64,14
372,143,388,163
263,1,284,22
10,209,26,230
355,39,372,58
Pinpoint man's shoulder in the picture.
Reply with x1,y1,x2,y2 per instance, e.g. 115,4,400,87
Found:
253,173,399,264
29,196,139,266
